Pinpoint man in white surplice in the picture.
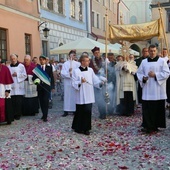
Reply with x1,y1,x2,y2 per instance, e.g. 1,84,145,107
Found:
137,45,170,134
61,50,80,117
8,54,27,120
71,54,103,135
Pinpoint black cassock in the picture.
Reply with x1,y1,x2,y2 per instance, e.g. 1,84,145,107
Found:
72,103,92,132
5,98,14,123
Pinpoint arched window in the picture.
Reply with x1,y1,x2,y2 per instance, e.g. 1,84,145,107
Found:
130,16,137,24
59,43,63,60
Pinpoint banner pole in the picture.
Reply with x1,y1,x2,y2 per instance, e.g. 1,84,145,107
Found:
105,8,109,116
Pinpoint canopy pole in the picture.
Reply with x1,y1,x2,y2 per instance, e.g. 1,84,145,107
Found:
104,8,110,116
158,2,169,56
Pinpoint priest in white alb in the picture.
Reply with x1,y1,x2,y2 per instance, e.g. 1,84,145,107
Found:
72,53,104,135
137,45,170,134
8,54,27,120
61,50,80,117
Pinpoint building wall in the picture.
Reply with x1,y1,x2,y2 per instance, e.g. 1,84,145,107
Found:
0,0,39,17
123,0,152,24
151,3,170,51
120,0,153,55
0,0,41,61
91,0,118,42
40,0,88,60
118,0,130,24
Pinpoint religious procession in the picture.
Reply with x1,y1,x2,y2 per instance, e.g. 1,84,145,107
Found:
1,41,170,136
1,1,170,169
1,2,170,137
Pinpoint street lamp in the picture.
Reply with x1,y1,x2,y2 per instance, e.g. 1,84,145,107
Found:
38,21,50,38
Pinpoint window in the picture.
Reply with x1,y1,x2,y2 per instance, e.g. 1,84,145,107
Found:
97,14,100,28
113,2,114,13
47,0,53,11
25,34,31,55
79,1,83,21
109,0,111,10
92,11,95,27
103,0,105,6
59,43,63,60
58,0,63,14
103,17,106,31
42,41,48,57
0,28,7,60
71,0,75,18
130,16,137,24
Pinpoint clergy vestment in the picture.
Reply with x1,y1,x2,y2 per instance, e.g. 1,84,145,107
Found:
119,60,138,116
0,64,14,123
61,60,80,112
72,66,101,132
137,56,170,131
8,62,27,119
23,62,39,116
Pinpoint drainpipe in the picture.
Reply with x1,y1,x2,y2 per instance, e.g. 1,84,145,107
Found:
86,0,91,36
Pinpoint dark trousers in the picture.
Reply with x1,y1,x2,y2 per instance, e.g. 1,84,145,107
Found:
166,77,170,103
72,103,92,132
11,95,23,118
38,89,49,119
142,100,166,130
137,82,142,104
120,91,134,116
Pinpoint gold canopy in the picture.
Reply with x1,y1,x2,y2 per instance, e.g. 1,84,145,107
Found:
109,19,163,43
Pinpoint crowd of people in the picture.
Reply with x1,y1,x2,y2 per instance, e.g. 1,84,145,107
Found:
0,44,170,135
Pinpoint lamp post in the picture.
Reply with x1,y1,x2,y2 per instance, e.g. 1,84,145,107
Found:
38,22,50,38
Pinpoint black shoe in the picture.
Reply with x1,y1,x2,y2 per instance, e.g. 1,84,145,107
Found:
141,128,147,132
41,116,44,120
7,121,11,125
43,118,48,122
84,131,90,135
74,130,83,134
145,129,158,134
99,115,106,119
62,112,68,117
14,116,20,120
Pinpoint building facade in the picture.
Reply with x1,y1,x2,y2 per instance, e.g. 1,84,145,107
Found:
91,0,118,43
39,0,89,60
120,0,152,55
0,0,41,61
123,0,152,24
118,0,130,24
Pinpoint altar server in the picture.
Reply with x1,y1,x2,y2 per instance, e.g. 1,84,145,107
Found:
72,53,103,135
137,45,170,133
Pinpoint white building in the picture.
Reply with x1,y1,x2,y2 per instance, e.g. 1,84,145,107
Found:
123,0,152,24
122,0,153,54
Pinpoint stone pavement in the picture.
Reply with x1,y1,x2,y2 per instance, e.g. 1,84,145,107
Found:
0,93,170,170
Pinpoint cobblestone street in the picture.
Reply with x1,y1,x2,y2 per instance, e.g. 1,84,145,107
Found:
0,94,170,170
